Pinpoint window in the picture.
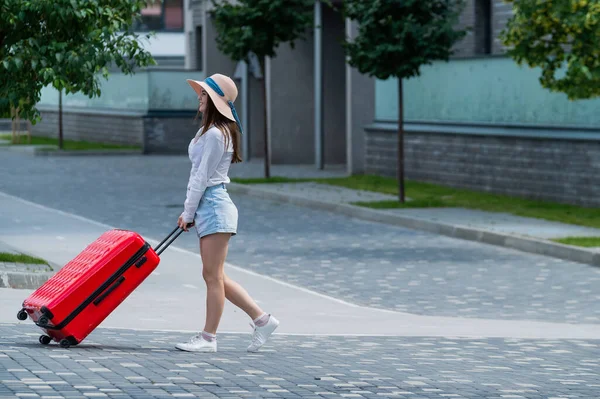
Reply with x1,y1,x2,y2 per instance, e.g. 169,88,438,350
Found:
475,0,492,55
134,0,184,32
195,26,203,71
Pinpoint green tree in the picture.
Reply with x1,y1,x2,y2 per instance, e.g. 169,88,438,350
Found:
343,0,466,202
210,0,315,178
0,0,156,147
501,0,600,100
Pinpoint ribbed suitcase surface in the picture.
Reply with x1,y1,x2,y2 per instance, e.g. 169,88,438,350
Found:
20,229,160,347
27,230,125,305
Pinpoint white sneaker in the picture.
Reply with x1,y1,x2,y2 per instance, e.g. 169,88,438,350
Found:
175,334,217,352
247,315,279,352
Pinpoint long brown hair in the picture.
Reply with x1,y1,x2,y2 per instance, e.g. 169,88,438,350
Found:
196,95,242,163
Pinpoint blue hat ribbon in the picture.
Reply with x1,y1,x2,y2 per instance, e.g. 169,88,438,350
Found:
204,77,243,135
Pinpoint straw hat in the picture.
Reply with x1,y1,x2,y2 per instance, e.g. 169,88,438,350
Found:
186,74,242,133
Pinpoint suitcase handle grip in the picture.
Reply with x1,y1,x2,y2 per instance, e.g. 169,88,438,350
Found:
154,224,193,256
93,276,125,306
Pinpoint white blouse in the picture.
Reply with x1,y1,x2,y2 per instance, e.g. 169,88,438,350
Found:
181,126,233,223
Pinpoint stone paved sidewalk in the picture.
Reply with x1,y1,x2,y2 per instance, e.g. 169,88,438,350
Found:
244,182,399,204
243,181,600,241
1,323,599,399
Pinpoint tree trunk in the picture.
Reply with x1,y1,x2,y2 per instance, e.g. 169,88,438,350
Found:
58,89,63,150
398,78,405,203
261,57,270,178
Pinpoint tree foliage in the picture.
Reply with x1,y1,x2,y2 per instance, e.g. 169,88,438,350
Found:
343,0,467,80
210,0,315,66
0,0,156,122
501,0,600,100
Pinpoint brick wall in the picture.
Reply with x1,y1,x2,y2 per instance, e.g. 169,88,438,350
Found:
31,110,144,146
29,109,201,152
365,126,600,207
453,0,475,58
492,1,513,54
0,119,12,131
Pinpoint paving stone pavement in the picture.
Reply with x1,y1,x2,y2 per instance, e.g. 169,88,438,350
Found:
0,153,599,324
387,208,600,240
246,183,399,204
1,323,599,399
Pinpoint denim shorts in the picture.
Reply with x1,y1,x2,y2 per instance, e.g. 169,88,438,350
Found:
194,183,238,238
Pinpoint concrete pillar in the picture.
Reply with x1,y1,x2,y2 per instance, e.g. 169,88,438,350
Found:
269,36,315,164
203,12,236,77
314,0,323,169
322,3,347,165
183,0,193,70
240,61,250,160
345,19,375,175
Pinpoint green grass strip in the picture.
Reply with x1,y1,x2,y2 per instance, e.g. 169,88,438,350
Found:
551,237,600,247
231,175,600,229
0,252,50,265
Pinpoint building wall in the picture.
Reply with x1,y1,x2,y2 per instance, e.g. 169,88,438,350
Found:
143,112,200,153
30,108,204,153
369,0,600,207
492,1,513,54
453,0,513,57
187,0,205,70
202,10,267,160
267,5,348,165
365,126,600,207
188,1,266,162
31,109,144,146
453,0,475,58
192,0,349,165
346,20,375,174
0,119,13,131
247,76,266,160
269,35,316,164
139,32,187,65
370,55,600,207
375,57,600,127
322,4,347,165
203,13,236,78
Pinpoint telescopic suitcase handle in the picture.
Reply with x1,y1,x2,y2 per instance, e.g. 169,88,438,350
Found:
153,223,194,256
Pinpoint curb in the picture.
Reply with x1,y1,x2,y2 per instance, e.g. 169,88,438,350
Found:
0,270,53,290
0,145,142,156
0,241,57,290
0,145,57,154
227,183,600,267
34,149,142,156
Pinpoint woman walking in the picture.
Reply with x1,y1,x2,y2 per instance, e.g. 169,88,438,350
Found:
175,73,279,353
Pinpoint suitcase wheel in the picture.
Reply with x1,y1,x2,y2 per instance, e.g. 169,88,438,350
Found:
17,309,27,321
59,338,77,348
38,316,49,327
39,335,51,345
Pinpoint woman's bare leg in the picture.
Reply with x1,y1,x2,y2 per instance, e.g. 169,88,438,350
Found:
223,273,264,320
200,233,230,334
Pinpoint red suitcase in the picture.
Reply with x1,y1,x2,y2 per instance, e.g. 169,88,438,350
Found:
17,226,185,348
